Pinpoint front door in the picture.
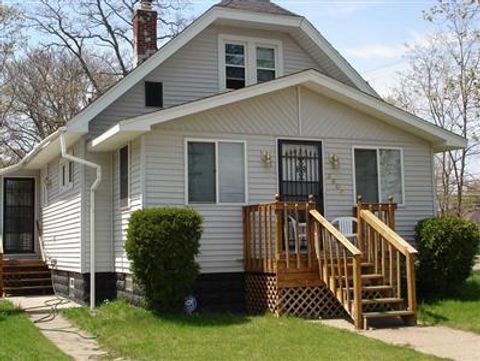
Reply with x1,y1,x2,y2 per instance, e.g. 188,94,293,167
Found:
278,140,324,213
3,178,35,254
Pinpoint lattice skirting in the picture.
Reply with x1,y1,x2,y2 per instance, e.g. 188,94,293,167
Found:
245,273,347,319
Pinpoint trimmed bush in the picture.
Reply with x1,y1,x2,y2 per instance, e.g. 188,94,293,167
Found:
125,207,202,313
416,216,480,296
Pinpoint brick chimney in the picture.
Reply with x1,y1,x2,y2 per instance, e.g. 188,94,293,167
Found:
133,0,158,66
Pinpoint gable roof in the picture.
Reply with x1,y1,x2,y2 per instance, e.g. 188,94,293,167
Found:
90,69,466,153
217,0,297,16
66,2,377,133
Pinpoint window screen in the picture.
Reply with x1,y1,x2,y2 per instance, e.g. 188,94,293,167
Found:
145,81,163,107
218,142,245,203
379,149,402,203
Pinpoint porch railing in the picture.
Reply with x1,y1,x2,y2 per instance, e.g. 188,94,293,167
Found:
309,209,364,328
243,195,417,328
356,206,418,324
243,195,316,273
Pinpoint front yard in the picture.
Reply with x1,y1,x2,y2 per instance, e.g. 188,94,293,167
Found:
64,300,440,361
0,301,69,361
419,270,480,334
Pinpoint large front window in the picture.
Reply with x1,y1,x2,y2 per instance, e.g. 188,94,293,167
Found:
187,140,246,204
354,147,404,204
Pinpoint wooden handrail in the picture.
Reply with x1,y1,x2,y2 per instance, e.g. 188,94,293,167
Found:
309,210,362,256
309,209,363,328
357,207,418,325
359,210,418,256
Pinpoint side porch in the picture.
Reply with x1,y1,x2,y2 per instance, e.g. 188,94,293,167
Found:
243,195,418,329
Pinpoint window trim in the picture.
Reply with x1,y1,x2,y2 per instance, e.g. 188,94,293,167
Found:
184,138,248,206
218,34,283,91
352,146,405,206
119,144,131,209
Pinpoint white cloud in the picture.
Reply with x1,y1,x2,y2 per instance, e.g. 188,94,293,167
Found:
344,44,407,59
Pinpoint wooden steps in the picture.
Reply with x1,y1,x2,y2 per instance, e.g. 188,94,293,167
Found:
2,259,53,296
363,310,415,318
361,297,404,306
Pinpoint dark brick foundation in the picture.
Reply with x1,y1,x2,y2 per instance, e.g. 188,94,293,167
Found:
51,270,116,305
116,272,246,313
53,269,245,312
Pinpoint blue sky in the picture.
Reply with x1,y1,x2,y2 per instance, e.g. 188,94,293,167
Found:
190,0,437,95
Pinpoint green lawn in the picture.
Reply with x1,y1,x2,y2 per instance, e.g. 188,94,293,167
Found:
0,301,69,361
419,270,480,334
64,300,440,361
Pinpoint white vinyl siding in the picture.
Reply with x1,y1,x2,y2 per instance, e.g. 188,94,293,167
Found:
88,24,328,138
138,86,435,274
41,141,84,272
113,138,143,274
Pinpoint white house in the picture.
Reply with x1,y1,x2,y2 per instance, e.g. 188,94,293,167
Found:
0,0,465,324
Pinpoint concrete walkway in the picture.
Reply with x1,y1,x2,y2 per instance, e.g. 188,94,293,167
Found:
320,319,480,361
8,295,109,361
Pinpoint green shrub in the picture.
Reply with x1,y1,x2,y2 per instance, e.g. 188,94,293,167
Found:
125,207,203,313
416,216,480,296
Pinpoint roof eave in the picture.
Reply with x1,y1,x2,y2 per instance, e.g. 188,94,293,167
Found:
0,128,86,175
89,70,466,153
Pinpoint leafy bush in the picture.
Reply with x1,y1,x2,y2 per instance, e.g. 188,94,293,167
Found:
125,207,202,313
416,216,480,296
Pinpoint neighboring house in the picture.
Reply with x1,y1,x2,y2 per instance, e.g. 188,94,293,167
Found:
0,0,465,322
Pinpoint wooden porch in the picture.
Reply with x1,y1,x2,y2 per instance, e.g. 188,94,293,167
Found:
243,195,418,329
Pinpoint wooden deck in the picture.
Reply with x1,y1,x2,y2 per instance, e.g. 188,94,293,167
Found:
243,196,418,329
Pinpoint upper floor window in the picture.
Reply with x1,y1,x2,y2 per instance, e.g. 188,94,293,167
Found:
145,81,163,107
219,35,283,91
225,43,246,90
119,145,129,208
353,147,404,205
256,47,276,83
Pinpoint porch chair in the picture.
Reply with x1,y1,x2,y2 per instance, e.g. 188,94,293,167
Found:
331,217,358,246
287,215,307,252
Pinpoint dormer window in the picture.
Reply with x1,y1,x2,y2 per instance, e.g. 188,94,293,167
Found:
256,47,276,83
225,43,246,90
219,35,283,91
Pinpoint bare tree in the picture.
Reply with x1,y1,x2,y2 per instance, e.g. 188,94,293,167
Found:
25,0,190,94
0,49,105,162
0,0,190,164
391,0,480,216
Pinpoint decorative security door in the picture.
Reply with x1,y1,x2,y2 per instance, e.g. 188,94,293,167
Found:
278,140,323,213
3,178,35,253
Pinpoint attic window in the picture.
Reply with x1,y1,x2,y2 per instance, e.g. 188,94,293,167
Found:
256,47,276,82
219,35,283,91
225,43,246,90
145,81,163,107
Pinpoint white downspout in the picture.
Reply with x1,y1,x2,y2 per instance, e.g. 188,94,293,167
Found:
60,132,102,310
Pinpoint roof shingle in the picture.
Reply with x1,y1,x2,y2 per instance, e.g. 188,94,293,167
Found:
216,0,298,16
